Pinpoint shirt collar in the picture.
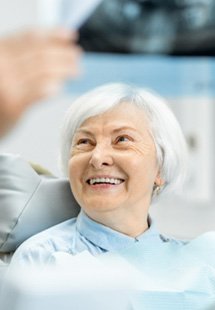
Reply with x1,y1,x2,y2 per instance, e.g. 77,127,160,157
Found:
76,210,160,252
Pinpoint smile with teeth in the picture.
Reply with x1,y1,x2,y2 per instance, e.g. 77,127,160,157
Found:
87,177,124,185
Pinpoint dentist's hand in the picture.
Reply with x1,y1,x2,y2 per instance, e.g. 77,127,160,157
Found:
0,28,82,137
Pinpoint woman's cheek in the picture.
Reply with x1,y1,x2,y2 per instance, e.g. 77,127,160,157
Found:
69,157,80,179
70,147,81,156
69,153,90,180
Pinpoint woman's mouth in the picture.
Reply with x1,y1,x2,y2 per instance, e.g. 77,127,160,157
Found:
86,177,125,186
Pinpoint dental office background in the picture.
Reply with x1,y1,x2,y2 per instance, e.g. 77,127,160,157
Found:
0,0,214,240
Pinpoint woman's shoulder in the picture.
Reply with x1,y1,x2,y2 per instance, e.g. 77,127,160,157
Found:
162,231,215,249
182,231,215,267
190,230,215,244
10,218,78,267
187,231,215,249
155,231,215,273
21,217,77,247
159,231,215,262
196,230,215,241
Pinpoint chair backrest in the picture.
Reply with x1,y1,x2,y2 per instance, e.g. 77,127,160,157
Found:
0,153,80,255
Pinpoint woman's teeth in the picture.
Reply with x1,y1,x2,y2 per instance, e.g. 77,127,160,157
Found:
88,178,123,185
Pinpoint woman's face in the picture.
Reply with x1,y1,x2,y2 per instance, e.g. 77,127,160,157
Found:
68,103,163,218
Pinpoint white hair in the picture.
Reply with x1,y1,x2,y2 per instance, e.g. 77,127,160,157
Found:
60,83,188,199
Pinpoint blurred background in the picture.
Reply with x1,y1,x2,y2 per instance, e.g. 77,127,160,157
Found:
0,0,214,239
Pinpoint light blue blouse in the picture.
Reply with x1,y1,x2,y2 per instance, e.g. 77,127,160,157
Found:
11,210,215,309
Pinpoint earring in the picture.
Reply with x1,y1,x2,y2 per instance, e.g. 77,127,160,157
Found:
153,184,161,196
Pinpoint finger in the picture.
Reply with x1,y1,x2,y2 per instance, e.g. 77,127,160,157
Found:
28,28,79,44
18,77,64,104
0,28,79,58
46,28,78,42
13,45,82,79
1,48,82,108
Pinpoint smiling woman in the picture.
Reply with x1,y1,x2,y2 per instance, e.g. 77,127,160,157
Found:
68,102,163,236
58,83,187,237
9,83,215,309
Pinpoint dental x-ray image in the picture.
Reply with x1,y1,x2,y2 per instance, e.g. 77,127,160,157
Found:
77,0,215,55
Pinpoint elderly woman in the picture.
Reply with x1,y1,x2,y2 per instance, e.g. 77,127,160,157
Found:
10,83,215,307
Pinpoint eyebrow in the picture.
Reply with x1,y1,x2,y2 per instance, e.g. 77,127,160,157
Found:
112,126,139,134
75,126,140,136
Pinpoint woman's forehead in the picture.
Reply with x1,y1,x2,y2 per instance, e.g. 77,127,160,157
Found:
78,103,149,130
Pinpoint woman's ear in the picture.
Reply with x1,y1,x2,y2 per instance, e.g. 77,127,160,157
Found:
153,174,165,196
154,174,165,187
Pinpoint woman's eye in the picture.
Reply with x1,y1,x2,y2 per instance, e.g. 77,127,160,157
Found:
77,138,91,145
116,135,131,143
74,138,94,150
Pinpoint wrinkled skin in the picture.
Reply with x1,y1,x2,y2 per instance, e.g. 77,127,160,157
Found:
69,103,164,237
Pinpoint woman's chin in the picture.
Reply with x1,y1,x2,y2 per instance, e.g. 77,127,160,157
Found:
82,197,121,213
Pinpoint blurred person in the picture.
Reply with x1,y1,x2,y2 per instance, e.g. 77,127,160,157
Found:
0,28,82,137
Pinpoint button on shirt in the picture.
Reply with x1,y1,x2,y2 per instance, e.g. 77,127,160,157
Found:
10,210,215,309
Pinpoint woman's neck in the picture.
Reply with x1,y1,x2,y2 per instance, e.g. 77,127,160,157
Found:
84,209,149,238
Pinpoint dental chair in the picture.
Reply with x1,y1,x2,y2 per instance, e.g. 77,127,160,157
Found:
0,153,80,280
0,154,128,310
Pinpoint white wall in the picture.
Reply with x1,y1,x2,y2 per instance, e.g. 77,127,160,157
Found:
0,0,62,36
0,0,37,35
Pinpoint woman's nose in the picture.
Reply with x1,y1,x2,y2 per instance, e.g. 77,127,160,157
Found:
89,145,113,169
